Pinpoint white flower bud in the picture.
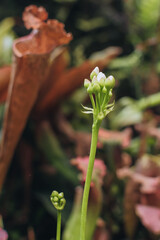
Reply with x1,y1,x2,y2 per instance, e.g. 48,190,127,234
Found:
105,75,115,89
93,67,99,75
90,66,99,80
84,79,91,88
97,72,106,82
93,82,100,92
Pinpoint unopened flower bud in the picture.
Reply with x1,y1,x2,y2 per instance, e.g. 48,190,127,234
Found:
58,192,64,199
93,83,100,92
105,75,115,89
60,198,66,205
84,67,115,119
51,190,58,197
102,86,107,93
92,75,97,84
84,79,90,88
54,202,58,207
53,196,59,202
99,78,105,87
87,85,93,94
90,66,99,80
50,190,66,211
97,72,106,82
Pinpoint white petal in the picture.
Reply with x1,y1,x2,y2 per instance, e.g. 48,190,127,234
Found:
108,75,114,81
97,72,106,82
93,66,99,75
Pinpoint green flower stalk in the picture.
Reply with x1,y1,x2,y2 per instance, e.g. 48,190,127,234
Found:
80,67,115,240
50,190,66,240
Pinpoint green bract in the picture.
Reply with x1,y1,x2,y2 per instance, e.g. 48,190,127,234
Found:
83,66,115,122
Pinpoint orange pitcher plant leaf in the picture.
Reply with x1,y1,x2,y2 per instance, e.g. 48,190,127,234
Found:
0,5,72,190
22,5,48,30
0,66,11,103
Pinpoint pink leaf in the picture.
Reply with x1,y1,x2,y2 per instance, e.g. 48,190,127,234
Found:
71,156,107,186
136,204,160,234
0,228,8,240
117,168,160,194
98,128,132,148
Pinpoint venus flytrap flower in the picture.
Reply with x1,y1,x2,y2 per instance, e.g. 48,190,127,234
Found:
83,66,115,123
80,67,115,240
50,191,66,240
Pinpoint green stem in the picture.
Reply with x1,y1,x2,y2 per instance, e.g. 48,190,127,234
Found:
95,93,100,113
56,210,61,240
100,92,104,110
89,94,96,110
101,90,109,110
98,93,101,108
80,122,100,240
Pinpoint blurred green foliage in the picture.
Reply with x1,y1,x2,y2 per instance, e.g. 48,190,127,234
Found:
0,17,15,65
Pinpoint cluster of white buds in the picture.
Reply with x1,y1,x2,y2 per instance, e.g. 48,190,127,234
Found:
84,67,115,95
50,191,66,211
83,67,115,122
